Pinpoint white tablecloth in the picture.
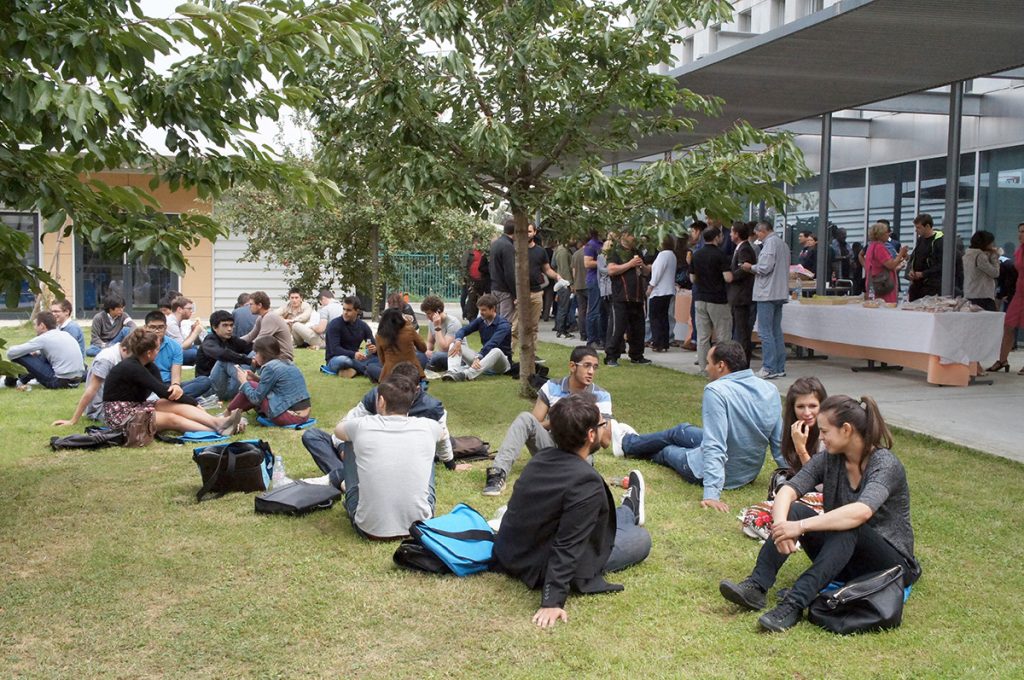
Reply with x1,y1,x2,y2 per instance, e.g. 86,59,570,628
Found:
781,302,1004,366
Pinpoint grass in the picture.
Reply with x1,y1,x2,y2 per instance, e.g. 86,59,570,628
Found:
2,322,1023,678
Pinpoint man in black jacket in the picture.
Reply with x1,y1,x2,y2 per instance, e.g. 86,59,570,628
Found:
199,310,253,400
494,393,651,628
489,219,517,320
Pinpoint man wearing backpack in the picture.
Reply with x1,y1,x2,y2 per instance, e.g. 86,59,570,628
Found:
494,393,651,628
481,345,613,496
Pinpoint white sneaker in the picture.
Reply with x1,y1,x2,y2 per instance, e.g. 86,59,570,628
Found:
303,474,333,486
610,419,637,458
755,367,771,379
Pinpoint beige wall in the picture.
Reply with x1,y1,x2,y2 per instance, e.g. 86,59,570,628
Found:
38,171,213,318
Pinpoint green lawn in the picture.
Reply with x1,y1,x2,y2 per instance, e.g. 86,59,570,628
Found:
1,323,1022,678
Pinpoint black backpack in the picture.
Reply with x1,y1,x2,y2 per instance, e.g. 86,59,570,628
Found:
193,440,274,502
450,436,492,461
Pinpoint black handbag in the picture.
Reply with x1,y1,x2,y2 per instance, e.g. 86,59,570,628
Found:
807,565,905,635
254,481,341,516
193,440,274,502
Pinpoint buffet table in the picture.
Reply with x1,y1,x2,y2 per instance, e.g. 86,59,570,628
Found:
781,302,1004,386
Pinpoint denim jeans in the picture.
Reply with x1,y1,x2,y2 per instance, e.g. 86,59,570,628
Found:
302,428,346,488
12,354,80,389
182,376,212,400
586,280,605,345
622,423,703,485
326,354,371,375
210,360,248,400
181,347,198,365
603,506,653,573
554,286,572,333
86,326,131,357
756,300,786,374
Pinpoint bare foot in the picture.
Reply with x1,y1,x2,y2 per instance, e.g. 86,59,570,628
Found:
218,409,244,435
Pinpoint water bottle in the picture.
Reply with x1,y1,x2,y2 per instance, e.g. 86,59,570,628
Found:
271,455,292,489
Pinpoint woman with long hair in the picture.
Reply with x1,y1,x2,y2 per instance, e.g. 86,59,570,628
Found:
375,307,427,382
103,329,244,443
721,395,921,632
987,222,1024,373
963,230,1000,312
229,336,311,425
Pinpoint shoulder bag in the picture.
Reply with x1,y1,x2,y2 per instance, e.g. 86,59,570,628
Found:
807,565,905,634
193,439,274,502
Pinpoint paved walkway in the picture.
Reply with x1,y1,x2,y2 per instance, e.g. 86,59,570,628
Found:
532,325,1024,464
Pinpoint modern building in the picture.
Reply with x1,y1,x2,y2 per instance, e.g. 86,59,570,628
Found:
607,0,1024,266
1,170,293,321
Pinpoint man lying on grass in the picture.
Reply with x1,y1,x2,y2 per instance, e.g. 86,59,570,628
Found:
494,392,651,629
481,345,614,496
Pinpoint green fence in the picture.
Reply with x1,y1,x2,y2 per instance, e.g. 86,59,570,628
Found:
392,252,462,300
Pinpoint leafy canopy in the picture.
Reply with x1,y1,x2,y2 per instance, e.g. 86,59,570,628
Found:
0,0,376,306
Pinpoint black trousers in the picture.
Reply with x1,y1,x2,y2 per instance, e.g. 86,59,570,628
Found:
649,295,673,350
606,300,646,361
749,502,918,609
731,302,755,364
574,288,588,341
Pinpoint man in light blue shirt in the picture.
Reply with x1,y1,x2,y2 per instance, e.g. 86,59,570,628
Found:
610,340,783,512
145,311,211,401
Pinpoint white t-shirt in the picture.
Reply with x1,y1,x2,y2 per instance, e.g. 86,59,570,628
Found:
318,300,344,332
346,415,442,538
430,315,462,351
85,343,124,420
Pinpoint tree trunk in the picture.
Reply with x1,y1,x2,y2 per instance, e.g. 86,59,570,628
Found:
511,204,535,398
370,222,381,321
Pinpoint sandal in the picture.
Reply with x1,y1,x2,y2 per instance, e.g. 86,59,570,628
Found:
987,360,1009,373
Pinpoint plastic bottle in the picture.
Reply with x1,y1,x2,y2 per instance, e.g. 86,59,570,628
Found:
271,455,292,489
606,475,630,489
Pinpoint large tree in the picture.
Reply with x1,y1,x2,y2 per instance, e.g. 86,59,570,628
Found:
0,0,376,306
307,0,807,392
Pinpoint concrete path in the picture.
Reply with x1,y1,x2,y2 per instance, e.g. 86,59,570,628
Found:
531,324,1024,464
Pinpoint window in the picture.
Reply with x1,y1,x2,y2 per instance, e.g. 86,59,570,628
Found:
978,144,1024,254
708,25,720,53
918,154,976,242
0,212,40,316
770,0,787,29
737,9,752,32
682,36,694,64
868,161,917,245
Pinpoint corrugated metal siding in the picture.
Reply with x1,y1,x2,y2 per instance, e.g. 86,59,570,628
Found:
212,231,292,311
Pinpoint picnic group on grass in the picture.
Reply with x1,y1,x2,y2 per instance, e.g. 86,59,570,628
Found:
10,216,1023,632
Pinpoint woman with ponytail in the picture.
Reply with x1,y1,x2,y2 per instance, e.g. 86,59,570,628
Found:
103,329,245,444
720,394,921,632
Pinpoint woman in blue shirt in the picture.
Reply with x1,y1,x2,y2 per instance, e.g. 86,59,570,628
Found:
228,336,311,426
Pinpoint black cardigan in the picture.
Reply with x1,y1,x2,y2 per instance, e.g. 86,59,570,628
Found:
494,447,620,608
103,357,171,403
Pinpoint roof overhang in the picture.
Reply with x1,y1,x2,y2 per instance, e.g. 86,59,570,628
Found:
605,0,1024,163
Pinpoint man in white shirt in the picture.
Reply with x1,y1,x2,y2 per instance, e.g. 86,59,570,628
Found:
6,311,84,390
165,296,204,365
292,288,343,351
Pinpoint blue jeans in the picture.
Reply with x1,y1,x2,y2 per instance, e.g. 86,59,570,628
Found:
342,441,436,539
302,428,346,488
12,355,80,389
604,506,653,573
586,280,605,345
210,360,248,400
182,376,212,400
622,423,703,485
85,326,132,357
425,352,449,372
756,300,786,374
181,347,198,365
554,286,572,333
327,354,371,375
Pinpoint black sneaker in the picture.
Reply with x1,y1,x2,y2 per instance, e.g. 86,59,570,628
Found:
631,357,652,365
621,470,645,526
758,600,803,632
719,578,767,611
482,467,507,496
604,358,619,367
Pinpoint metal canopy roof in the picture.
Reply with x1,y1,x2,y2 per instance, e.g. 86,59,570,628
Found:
607,0,1024,163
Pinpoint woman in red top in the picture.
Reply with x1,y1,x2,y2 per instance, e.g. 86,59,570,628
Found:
988,222,1024,374
863,222,908,303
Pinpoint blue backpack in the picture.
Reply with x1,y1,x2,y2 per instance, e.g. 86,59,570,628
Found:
398,504,495,576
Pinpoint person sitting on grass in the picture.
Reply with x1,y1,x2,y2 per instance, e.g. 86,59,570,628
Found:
373,308,427,383
420,295,463,373
323,296,377,379
53,342,130,427
102,329,244,442
50,298,85,362
719,394,922,633
609,340,784,512
301,362,464,489
481,345,613,496
442,294,512,382
494,392,651,629
5,311,84,390
226,336,311,427
332,374,452,540
198,310,253,400
143,311,211,401
86,294,136,357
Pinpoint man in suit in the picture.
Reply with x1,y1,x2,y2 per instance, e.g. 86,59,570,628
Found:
493,393,651,628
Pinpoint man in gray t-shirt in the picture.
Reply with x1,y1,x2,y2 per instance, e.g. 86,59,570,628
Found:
334,378,445,539
420,295,464,372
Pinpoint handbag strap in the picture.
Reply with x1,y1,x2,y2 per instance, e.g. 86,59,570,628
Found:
196,445,240,502
421,526,495,542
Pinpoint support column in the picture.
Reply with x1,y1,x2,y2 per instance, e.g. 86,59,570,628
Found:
941,82,963,297
816,113,832,295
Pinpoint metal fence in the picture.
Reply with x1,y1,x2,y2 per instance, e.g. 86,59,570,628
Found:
391,252,462,300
